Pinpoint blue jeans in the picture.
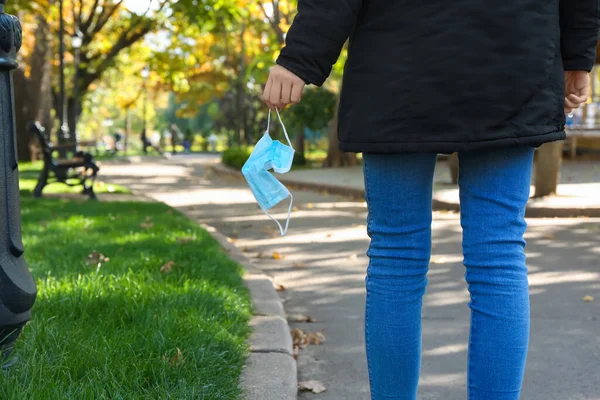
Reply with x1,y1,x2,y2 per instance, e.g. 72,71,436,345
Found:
363,147,535,400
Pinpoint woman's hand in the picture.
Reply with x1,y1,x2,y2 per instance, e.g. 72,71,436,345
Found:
263,65,305,109
564,71,590,113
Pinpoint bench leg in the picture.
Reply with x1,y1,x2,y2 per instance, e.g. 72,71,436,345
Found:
82,165,99,200
33,164,50,198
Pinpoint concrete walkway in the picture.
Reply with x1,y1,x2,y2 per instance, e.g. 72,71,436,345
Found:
100,154,600,400
283,159,600,216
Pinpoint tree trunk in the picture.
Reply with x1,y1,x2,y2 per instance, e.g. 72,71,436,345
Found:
323,97,358,167
295,128,305,162
534,141,563,198
13,15,50,161
448,153,459,184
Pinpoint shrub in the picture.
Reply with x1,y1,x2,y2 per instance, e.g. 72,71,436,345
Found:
222,147,252,169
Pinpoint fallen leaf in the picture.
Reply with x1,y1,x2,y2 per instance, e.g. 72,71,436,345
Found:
542,233,556,240
140,222,154,230
275,283,286,292
160,261,175,274
307,331,326,345
168,348,184,366
226,237,236,244
325,233,332,238
292,261,307,268
298,381,327,394
254,252,264,259
289,314,315,323
272,252,284,260
292,206,300,212
293,345,300,360
86,251,110,265
291,328,309,348
176,237,195,244
307,203,314,209
241,247,250,252
583,295,595,302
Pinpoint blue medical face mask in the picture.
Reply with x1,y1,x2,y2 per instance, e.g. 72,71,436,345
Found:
242,109,295,236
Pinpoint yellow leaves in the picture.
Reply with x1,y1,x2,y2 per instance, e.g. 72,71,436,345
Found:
291,328,326,349
160,261,175,274
307,203,314,209
275,283,286,292
298,381,327,394
272,252,284,260
583,295,595,303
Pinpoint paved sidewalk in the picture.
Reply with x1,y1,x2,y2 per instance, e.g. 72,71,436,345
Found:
100,154,600,400
283,159,600,216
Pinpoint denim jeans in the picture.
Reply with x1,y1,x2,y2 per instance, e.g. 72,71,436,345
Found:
363,147,535,400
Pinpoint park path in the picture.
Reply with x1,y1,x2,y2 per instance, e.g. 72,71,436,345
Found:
100,154,600,400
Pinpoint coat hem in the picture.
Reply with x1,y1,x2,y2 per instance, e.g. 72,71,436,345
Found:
338,129,566,154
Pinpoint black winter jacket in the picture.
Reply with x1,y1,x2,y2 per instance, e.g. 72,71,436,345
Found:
277,0,600,154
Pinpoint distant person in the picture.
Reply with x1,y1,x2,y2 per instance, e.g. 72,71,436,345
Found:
170,124,180,155
260,0,599,399
141,129,163,155
207,133,218,153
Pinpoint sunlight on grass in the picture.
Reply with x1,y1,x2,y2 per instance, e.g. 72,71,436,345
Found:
0,199,251,399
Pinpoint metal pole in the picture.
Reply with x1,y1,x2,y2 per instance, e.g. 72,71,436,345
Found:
73,46,79,148
58,0,69,148
0,0,37,368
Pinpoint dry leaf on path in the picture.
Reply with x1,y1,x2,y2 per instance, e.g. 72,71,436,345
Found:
325,233,332,238
307,331,326,345
288,314,315,323
292,206,300,212
254,252,264,259
542,233,556,240
307,203,314,209
293,345,300,360
292,261,307,268
291,328,309,348
583,295,595,302
226,237,236,244
160,261,175,274
275,283,286,292
272,252,284,260
298,381,327,394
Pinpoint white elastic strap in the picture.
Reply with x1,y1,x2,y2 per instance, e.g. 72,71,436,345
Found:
266,109,293,148
264,193,294,237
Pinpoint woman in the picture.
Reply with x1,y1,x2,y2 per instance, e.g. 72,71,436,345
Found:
263,1,599,399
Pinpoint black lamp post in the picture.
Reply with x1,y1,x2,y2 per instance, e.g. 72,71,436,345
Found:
71,29,83,147
0,0,37,368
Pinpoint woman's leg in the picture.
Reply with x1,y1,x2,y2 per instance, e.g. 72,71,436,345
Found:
363,152,437,400
458,147,535,400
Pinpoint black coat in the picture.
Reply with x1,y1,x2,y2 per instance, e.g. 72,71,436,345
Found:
277,0,600,154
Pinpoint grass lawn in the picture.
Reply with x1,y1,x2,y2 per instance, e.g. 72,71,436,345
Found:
0,175,252,399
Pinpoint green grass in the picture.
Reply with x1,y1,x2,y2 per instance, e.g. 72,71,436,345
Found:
18,162,130,196
0,198,252,399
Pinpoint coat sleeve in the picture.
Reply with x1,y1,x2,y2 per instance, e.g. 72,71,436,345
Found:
560,0,600,71
276,0,363,86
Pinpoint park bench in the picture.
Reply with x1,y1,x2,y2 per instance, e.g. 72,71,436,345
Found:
565,127,600,158
29,122,100,200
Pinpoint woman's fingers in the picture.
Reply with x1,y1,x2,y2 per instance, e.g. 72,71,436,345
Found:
291,83,304,104
263,77,274,109
281,81,292,106
269,79,283,110
263,65,306,108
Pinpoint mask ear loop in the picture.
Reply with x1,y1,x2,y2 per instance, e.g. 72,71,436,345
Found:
264,193,294,237
275,108,293,148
